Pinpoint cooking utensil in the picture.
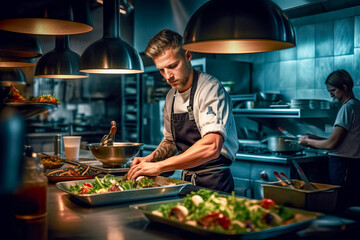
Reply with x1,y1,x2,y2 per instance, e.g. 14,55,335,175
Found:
263,136,304,153
88,142,143,167
273,171,288,187
278,126,296,138
279,172,296,189
258,92,282,102
292,160,318,190
100,121,117,146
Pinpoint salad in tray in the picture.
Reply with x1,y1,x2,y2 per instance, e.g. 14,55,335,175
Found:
150,189,314,234
67,174,175,195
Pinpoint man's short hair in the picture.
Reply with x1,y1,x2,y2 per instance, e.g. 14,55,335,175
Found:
145,29,184,58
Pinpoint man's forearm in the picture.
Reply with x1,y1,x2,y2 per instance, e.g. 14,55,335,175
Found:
151,139,177,162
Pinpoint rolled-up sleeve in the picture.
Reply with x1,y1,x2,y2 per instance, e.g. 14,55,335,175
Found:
163,89,175,141
194,75,230,140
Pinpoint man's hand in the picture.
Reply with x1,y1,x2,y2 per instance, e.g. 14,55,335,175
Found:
131,156,151,167
127,161,161,180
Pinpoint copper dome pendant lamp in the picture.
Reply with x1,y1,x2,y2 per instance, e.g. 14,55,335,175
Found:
183,0,296,54
0,0,93,35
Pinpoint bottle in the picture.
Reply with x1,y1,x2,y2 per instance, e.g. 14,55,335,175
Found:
14,146,47,219
54,134,63,156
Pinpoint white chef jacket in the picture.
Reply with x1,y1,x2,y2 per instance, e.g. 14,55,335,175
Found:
162,71,239,161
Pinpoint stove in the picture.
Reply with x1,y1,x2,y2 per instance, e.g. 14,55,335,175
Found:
236,144,322,163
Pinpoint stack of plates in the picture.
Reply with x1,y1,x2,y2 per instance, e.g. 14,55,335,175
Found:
290,99,331,109
290,99,310,109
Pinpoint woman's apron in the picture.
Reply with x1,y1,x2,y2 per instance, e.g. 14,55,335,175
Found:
171,69,234,193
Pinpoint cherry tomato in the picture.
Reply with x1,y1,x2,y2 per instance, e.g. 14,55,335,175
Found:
260,198,276,209
198,212,231,230
83,182,93,188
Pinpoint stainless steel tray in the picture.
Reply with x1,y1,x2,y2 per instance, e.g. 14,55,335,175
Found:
130,198,322,239
56,176,190,206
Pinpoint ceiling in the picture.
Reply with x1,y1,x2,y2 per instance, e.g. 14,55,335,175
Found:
273,0,360,18
1,0,360,20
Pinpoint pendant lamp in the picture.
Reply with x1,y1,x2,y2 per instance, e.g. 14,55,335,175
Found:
35,35,88,79
0,57,36,68
0,68,26,87
183,0,296,54
0,0,93,35
79,0,144,74
0,30,42,58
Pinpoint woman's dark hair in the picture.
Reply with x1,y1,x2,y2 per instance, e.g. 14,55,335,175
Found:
325,69,354,91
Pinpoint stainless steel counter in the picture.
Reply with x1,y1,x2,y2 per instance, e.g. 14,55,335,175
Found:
12,183,360,240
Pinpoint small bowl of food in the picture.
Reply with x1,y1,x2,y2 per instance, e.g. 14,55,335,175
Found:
87,142,143,168
40,154,65,170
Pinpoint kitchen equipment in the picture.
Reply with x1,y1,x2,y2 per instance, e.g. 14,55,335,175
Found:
258,92,283,102
292,160,318,190
56,176,190,206
54,134,63,156
273,171,288,187
262,180,340,213
262,136,304,153
87,142,143,167
131,198,321,238
279,172,296,189
278,126,296,138
244,100,271,109
100,121,117,146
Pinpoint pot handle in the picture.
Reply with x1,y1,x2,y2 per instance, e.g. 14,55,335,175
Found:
260,138,268,143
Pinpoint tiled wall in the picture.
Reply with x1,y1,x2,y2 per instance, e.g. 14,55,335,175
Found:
217,5,360,101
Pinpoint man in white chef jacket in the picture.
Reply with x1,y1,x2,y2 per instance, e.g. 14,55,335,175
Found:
127,29,238,193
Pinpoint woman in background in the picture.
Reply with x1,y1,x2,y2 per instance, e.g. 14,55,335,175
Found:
299,69,360,209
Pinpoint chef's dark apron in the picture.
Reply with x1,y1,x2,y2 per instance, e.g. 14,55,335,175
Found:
171,69,234,193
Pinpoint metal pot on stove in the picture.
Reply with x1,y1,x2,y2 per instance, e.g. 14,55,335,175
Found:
261,136,304,153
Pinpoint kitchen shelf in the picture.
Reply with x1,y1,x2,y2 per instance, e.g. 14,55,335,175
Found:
232,108,334,118
120,74,141,142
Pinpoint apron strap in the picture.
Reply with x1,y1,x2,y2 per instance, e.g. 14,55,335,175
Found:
182,165,230,186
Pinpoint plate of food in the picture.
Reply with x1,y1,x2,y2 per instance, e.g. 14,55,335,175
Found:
130,189,322,239
46,165,101,182
40,154,65,170
56,174,190,206
3,85,59,119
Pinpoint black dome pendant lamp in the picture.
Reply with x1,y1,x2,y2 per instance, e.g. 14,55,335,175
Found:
79,0,144,74
183,0,296,54
0,30,42,58
35,35,88,79
0,30,41,67
0,68,26,87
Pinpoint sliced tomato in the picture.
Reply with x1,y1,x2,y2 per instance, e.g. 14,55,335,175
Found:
83,182,93,188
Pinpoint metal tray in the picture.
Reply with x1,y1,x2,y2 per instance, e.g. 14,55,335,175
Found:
56,176,190,206
130,198,322,239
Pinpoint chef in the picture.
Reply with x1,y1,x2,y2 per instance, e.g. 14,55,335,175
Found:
299,69,360,209
127,29,239,193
